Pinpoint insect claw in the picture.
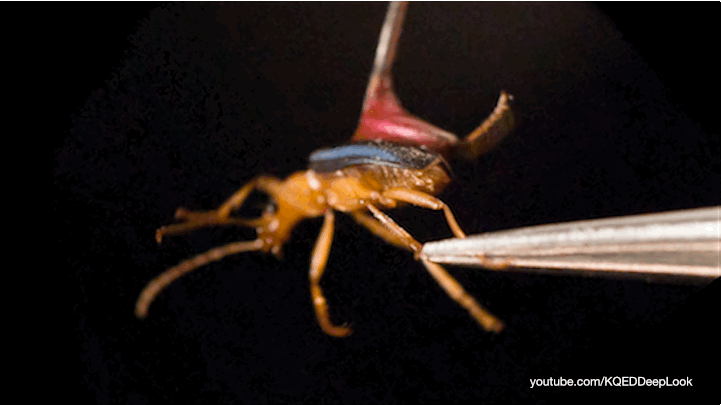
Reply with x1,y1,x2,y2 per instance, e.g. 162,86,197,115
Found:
338,323,353,338
155,228,165,244
485,318,506,334
324,323,353,338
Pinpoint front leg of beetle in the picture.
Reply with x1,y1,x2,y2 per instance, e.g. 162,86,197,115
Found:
155,176,286,243
155,179,259,243
309,210,352,338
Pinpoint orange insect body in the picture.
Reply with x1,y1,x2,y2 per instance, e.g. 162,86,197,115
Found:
197,152,451,257
137,143,478,337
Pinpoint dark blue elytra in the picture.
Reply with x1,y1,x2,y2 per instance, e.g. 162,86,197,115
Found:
308,141,441,173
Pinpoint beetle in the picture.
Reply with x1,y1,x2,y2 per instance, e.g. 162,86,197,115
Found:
135,1,514,337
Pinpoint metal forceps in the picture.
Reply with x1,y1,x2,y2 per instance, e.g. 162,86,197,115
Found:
423,206,720,283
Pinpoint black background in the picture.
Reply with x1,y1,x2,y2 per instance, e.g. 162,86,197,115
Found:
55,3,718,403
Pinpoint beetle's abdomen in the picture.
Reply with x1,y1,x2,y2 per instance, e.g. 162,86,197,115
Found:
309,140,445,173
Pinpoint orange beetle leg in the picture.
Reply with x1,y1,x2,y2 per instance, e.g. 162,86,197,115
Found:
381,188,466,238
309,210,352,337
361,202,504,333
457,91,515,160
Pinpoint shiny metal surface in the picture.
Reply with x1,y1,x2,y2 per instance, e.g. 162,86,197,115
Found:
422,206,720,282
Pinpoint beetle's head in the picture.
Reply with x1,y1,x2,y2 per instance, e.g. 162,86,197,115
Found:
249,196,311,259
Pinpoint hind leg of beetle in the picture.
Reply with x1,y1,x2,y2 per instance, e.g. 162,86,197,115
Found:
309,210,352,337
363,203,504,333
457,91,515,160
381,188,466,239
350,211,411,252
379,188,509,270
364,203,424,256
420,258,504,333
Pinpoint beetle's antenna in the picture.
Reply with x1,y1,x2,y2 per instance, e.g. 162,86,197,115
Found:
135,239,264,319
